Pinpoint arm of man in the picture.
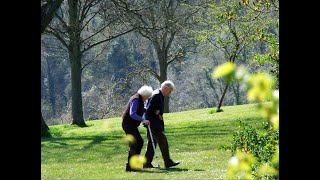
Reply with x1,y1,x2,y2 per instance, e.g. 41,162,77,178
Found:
145,94,160,114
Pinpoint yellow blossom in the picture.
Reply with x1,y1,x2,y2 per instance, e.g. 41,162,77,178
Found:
129,155,147,170
247,73,274,102
212,62,236,83
122,134,136,145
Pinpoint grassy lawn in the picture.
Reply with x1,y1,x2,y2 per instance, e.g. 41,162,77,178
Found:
41,103,265,179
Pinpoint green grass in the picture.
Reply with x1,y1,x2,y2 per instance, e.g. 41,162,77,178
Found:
41,103,265,180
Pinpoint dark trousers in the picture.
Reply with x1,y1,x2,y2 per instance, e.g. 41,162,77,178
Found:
122,123,144,166
144,129,172,165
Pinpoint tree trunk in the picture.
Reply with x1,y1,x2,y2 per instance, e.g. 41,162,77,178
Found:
217,83,229,112
69,45,86,127
41,112,50,137
204,68,220,105
231,81,241,105
69,0,86,127
47,58,56,116
164,96,170,113
157,49,170,113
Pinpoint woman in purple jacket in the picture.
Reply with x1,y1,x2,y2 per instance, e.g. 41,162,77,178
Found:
122,85,153,172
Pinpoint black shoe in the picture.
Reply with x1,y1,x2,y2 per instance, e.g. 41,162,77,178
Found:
126,164,138,172
126,168,137,172
165,160,180,168
143,163,154,168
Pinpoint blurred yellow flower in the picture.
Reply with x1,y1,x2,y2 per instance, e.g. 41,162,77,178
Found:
227,151,256,180
221,64,279,179
129,155,146,170
213,62,235,79
212,62,235,81
122,134,136,145
247,73,274,102
257,163,278,177
270,114,279,130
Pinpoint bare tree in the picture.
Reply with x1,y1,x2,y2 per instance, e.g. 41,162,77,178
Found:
114,0,203,112
45,0,135,126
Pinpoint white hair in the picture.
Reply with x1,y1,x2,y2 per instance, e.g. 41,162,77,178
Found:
137,85,153,97
161,80,175,89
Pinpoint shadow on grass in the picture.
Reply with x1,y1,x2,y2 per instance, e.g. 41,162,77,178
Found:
165,167,193,172
126,169,161,174
167,167,205,172
133,167,204,174
41,135,125,161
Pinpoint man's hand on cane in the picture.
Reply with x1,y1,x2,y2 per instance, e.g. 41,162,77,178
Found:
155,110,163,120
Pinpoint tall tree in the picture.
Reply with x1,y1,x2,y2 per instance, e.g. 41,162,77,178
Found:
41,0,64,136
115,0,203,112
197,0,272,111
45,0,135,126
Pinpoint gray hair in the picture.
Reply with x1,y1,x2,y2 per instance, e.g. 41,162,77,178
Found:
137,85,153,97
161,80,175,89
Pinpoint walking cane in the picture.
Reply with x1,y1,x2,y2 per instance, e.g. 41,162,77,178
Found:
147,125,160,169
